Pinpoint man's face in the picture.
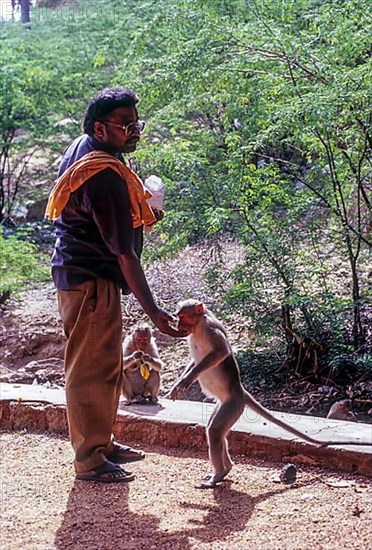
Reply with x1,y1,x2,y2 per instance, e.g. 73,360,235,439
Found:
93,106,142,153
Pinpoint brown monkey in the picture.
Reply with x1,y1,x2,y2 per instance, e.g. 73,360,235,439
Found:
327,399,358,422
122,325,163,405
170,300,371,488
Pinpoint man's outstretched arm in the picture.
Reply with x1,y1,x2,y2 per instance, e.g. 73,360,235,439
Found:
118,253,185,338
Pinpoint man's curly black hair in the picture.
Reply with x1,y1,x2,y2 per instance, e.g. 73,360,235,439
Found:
83,87,139,135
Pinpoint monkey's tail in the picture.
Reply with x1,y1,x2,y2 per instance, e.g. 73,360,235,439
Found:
242,391,372,447
242,390,321,445
321,441,372,447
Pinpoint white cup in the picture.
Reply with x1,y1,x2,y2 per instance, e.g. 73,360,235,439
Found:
144,175,165,210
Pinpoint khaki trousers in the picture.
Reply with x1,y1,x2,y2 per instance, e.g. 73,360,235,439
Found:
58,279,123,473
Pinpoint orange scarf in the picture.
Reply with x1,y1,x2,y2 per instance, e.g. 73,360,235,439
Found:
45,150,156,228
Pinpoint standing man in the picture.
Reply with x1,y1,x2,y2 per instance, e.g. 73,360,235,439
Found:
46,87,182,483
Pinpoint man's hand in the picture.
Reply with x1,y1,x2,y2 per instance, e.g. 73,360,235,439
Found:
146,209,164,227
117,253,187,337
153,209,164,222
150,308,187,338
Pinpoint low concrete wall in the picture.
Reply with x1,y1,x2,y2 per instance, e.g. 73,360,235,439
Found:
1,393,371,477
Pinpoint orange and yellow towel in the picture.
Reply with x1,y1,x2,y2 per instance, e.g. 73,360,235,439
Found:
45,150,156,228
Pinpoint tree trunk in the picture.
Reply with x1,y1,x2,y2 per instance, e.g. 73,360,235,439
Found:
20,0,30,25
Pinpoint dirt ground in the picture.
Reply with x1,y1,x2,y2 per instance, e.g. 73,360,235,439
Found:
1,242,371,549
1,430,371,550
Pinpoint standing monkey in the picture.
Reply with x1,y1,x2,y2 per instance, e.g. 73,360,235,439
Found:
170,300,323,487
169,300,371,489
122,325,164,405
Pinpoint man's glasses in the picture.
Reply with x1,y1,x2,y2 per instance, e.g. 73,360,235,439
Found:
101,119,146,135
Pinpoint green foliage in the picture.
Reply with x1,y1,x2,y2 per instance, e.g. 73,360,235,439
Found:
0,227,50,294
0,0,136,220
129,0,371,351
0,0,370,354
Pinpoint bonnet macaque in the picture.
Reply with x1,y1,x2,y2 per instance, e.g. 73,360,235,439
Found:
170,300,371,488
327,399,358,422
122,325,164,405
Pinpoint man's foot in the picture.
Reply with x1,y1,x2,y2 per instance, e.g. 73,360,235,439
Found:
107,444,145,464
76,461,134,483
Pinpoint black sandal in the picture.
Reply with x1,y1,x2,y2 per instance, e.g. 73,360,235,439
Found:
107,444,145,464
76,461,135,483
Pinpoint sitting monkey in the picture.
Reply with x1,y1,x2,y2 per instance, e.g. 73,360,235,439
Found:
327,399,358,422
122,324,164,405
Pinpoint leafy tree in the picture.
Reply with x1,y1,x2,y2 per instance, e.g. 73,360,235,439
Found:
0,0,128,222
0,226,49,301
112,0,371,362
0,0,370,371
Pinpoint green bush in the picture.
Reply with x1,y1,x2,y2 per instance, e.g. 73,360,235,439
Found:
0,228,50,298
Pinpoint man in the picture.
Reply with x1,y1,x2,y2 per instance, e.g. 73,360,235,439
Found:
46,87,182,483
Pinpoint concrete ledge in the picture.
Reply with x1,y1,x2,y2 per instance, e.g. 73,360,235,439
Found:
1,382,371,477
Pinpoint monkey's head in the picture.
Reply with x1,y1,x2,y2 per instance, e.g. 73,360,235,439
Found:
132,325,152,350
176,299,206,334
339,399,352,412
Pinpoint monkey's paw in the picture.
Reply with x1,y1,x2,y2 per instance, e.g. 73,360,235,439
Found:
169,388,179,401
170,384,186,400
196,473,227,489
196,479,217,489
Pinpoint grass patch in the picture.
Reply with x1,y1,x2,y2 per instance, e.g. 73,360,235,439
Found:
0,227,50,300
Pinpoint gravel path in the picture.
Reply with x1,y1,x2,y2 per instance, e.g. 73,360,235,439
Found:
1,431,371,549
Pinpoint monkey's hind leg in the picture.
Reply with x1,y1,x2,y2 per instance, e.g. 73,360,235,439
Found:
122,372,137,405
199,400,244,489
222,434,234,473
144,371,160,404
202,435,233,487
202,434,233,480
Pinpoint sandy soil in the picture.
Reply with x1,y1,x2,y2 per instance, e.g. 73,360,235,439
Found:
1,430,371,550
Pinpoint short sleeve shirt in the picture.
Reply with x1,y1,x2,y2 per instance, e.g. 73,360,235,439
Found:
51,135,143,292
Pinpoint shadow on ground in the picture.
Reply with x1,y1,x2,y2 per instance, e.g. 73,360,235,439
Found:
54,480,289,549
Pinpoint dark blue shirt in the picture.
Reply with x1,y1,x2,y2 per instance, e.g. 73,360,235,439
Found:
51,135,143,292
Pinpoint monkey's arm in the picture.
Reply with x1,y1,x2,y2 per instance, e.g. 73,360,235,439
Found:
123,359,139,370
181,349,230,386
118,254,184,337
179,360,197,379
123,350,142,370
142,355,164,371
170,347,229,401
169,360,195,400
